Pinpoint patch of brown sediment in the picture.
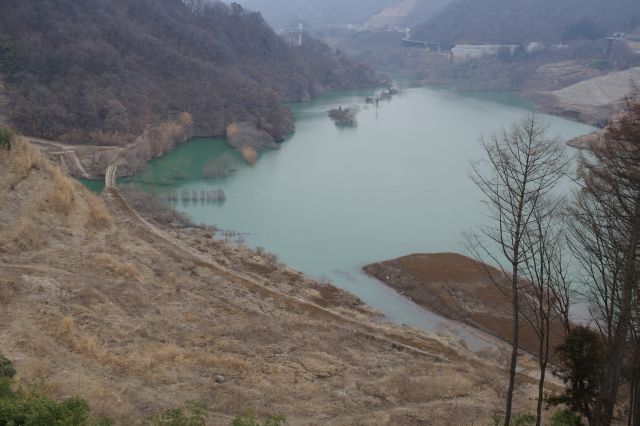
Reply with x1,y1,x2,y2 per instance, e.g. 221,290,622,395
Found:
364,252,567,357
1,140,549,424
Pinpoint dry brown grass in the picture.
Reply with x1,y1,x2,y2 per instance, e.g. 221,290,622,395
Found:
148,115,193,157
58,315,76,337
58,316,110,362
0,276,21,305
6,136,45,175
0,136,79,224
241,146,257,165
375,363,477,403
0,136,46,197
94,253,143,283
5,217,47,251
226,122,239,139
0,139,545,424
48,167,75,214
85,192,113,230
190,351,250,373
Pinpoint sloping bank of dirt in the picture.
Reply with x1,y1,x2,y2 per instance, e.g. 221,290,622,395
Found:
364,253,567,357
0,138,548,424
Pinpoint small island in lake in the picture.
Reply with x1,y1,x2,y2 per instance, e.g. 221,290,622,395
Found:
328,105,359,127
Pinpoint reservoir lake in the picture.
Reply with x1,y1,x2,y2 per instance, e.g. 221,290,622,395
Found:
124,86,595,346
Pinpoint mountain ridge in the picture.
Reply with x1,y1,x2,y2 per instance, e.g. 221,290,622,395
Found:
412,0,640,44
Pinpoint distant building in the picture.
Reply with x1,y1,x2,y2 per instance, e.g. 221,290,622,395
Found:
627,40,640,54
451,44,519,61
526,42,545,54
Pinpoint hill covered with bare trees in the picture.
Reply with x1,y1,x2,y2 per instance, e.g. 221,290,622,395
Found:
0,0,377,146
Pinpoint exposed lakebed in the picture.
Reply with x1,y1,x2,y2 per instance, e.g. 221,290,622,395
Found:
124,86,595,347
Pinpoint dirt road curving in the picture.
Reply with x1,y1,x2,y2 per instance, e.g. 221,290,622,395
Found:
102,184,448,361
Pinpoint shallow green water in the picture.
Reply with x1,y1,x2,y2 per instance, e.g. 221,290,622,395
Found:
79,179,105,194
126,86,595,345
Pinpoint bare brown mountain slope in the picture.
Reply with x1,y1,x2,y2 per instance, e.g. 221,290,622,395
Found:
0,138,542,424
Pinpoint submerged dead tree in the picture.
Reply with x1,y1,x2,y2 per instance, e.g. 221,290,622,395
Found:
470,114,567,426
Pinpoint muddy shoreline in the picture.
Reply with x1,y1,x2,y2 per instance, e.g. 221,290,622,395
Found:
364,252,567,356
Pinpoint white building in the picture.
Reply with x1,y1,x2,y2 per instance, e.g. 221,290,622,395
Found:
451,44,520,61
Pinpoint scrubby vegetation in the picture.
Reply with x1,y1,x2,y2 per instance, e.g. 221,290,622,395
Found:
142,401,205,426
0,354,16,380
549,410,582,426
0,353,287,425
0,353,113,425
548,326,605,424
490,413,536,426
231,409,285,426
328,105,359,127
0,0,376,146
0,126,13,150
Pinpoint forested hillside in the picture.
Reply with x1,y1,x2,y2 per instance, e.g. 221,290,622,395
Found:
0,0,376,145
413,0,640,44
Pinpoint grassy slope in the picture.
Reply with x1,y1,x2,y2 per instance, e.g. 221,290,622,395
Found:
0,138,543,424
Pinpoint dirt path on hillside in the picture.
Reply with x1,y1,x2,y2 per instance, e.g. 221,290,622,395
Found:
102,163,561,389
102,181,450,362
29,137,133,180
28,138,92,178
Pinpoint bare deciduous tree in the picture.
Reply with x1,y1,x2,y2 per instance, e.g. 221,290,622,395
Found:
628,309,640,426
569,92,640,426
470,114,567,426
520,196,576,426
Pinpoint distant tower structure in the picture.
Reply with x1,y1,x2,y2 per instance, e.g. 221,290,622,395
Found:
297,23,303,47
285,23,304,47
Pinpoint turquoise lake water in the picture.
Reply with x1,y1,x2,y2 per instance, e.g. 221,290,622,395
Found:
123,86,595,344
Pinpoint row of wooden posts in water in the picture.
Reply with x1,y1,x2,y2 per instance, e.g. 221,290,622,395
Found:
328,87,402,127
365,87,400,106
164,189,226,203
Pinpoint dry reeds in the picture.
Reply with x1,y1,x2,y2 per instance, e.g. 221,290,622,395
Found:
226,122,239,139
241,146,257,165
94,253,143,283
49,167,75,215
86,192,113,230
